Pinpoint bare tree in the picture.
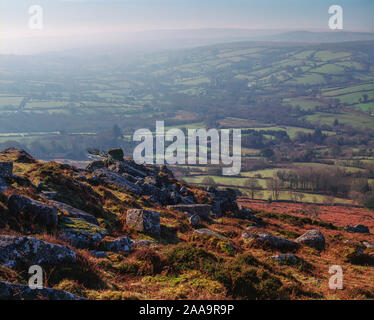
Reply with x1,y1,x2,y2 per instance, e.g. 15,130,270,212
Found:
244,177,262,200
267,175,282,201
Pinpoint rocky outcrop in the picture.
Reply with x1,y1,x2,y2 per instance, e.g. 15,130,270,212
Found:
168,204,212,219
59,217,108,249
0,162,13,178
121,163,148,178
86,159,106,172
94,169,142,194
255,233,299,251
137,181,168,204
0,235,76,269
108,160,148,178
126,209,161,235
86,155,199,207
209,188,239,218
108,148,124,162
345,224,370,234
242,232,299,251
198,187,239,218
194,228,230,242
106,236,133,252
0,281,84,300
8,195,58,228
295,230,325,250
50,200,99,226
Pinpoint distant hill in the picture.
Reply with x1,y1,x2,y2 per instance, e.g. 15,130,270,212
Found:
263,31,374,43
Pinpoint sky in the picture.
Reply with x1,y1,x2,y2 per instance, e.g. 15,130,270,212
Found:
0,0,373,54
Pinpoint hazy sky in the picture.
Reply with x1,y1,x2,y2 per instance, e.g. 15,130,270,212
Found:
1,0,373,54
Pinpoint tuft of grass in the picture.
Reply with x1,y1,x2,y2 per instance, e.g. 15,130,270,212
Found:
164,243,218,274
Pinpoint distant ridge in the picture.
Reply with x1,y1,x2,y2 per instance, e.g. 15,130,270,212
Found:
263,31,374,43
3,29,374,56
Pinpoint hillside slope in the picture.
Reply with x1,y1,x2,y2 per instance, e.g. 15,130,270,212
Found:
0,148,374,300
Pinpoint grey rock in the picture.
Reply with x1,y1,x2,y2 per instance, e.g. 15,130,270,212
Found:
0,281,84,300
119,161,147,178
189,214,201,228
363,241,374,249
212,200,223,218
94,169,142,193
168,204,212,219
109,165,137,183
243,232,299,251
257,233,299,251
8,194,58,228
107,236,133,252
295,229,325,250
59,217,108,249
50,200,99,225
91,251,107,259
0,235,76,269
86,160,106,172
211,189,239,217
345,224,370,234
194,228,230,242
126,209,160,235
141,183,167,204
0,162,13,178
0,178,7,192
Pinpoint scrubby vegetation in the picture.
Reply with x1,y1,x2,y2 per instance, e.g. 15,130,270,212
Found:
1,149,374,300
